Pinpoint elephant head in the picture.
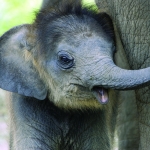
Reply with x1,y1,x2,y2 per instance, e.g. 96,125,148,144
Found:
0,1,150,109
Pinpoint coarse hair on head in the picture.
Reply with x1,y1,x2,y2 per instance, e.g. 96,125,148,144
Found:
34,0,115,54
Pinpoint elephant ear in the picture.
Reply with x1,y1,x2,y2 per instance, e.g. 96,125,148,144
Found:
0,24,47,100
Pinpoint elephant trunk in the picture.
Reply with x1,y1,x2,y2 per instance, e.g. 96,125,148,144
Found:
86,58,150,104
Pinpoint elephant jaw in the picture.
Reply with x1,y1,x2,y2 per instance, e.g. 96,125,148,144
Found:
92,87,109,104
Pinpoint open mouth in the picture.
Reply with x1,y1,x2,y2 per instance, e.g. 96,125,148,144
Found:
92,87,109,105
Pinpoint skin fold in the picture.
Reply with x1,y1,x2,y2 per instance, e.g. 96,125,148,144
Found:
0,0,150,149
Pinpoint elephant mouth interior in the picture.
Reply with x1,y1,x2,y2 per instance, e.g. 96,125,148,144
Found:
92,87,109,105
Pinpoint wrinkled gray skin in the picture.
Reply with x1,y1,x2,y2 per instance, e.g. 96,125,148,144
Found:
0,1,150,150
95,0,150,150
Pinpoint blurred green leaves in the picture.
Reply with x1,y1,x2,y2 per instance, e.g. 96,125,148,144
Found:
82,0,96,5
0,0,96,36
0,0,42,35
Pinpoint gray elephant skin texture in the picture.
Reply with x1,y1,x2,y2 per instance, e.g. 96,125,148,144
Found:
95,0,150,150
0,1,150,150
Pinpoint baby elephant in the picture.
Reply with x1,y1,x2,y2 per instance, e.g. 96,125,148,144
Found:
0,0,150,149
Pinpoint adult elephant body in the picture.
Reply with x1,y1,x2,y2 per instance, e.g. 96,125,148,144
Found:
95,0,150,149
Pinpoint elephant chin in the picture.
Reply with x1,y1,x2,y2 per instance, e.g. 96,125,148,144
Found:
92,87,109,104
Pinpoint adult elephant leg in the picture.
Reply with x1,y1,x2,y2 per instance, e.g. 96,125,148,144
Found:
115,32,140,150
96,0,150,149
117,91,140,150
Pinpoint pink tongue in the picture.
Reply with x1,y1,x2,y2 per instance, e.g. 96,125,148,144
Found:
97,88,109,104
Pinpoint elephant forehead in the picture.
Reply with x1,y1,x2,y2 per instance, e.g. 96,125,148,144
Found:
57,35,113,56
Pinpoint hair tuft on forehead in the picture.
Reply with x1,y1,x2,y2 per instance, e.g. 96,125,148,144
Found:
35,0,115,45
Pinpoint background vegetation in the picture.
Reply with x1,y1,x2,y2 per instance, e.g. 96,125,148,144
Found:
0,0,95,36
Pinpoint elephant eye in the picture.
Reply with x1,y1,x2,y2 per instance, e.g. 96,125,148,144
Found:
57,51,74,69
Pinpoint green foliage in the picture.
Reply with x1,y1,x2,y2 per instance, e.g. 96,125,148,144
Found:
0,0,42,35
82,0,96,5
0,0,96,35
